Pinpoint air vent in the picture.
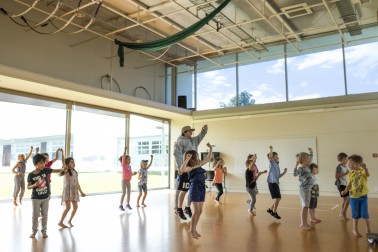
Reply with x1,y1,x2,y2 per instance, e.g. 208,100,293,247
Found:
281,3,313,19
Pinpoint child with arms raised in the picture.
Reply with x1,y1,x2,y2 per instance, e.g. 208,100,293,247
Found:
180,143,212,239
136,155,153,207
12,146,33,206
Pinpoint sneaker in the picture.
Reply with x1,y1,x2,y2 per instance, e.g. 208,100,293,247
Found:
177,208,187,220
119,205,125,211
184,207,192,218
267,208,273,214
29,232,36,238
42,232,48,238
271,212,281,219
126,205,132,210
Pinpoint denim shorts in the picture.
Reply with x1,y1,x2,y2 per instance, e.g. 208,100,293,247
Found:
350,195,369,219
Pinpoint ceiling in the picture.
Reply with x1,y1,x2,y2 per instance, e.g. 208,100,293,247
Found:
2,0,378,70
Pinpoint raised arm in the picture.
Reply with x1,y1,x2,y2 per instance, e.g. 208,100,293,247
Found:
192,124,208,145
25,146,33,162
200,143,212,166
268,146,273,161
35,147,39,155
146,155,154,169
293,158,300,177
308,147,313,162
51,148,60,163
180,153,192,173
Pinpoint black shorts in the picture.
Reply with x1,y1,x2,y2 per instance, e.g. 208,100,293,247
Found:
178,173,190,192
337,185,349,197
268,183,281,199
309,197,318,209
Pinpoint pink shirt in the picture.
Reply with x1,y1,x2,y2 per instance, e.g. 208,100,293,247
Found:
122,156,132,180
45,160,53,183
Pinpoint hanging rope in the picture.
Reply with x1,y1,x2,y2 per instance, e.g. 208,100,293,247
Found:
10,0,41,17
147,46,171,61
28,0,63,28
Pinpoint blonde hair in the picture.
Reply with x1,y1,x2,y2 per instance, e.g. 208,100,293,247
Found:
17,154,25,160
297,152,310,164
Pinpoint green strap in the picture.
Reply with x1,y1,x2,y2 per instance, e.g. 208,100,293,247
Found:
115,0,232,66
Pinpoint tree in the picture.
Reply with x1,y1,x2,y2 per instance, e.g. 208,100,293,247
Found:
219,90,255,107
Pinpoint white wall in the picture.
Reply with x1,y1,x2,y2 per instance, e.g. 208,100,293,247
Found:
193,106,378,198
0,13,166,103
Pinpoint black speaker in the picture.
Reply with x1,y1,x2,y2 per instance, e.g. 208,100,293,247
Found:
178,95,187,109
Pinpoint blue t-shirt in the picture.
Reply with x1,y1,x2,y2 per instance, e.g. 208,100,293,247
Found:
267,160,281,184
189,167,206,184
27,168,53,199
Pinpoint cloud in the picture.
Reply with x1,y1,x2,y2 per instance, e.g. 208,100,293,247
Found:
345,42,378,80
299,81,308,87
290,93,321,101
267,59,285,74
294,49,343,70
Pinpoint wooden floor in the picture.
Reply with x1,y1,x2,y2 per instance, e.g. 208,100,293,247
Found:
1,190,377,252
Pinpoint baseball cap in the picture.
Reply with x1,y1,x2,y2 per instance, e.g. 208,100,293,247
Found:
181,126,195,134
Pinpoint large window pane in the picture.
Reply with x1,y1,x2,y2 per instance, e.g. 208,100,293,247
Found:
239,59,286,105
345,41,378,94
287,48,345,101
129,115,169,189
176,65,194,109
0,96,66,199
70,106,126,194
197,66,236,110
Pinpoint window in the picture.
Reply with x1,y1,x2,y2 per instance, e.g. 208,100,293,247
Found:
151,140,161,154
345,41,378,94
197,65,237,110
129,115,169,189
0,93,66,199
138,141,150,154
238,59,286,105
287,48,345,101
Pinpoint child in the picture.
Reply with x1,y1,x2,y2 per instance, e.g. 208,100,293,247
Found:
212,157,227,204
180,142,212,239
309,163,321,223
246,155,267,216
58,153,86,228
293,149,314,231
12,146,33,206
266,146,287,219
335,152,350,220
119,147,137,211
27,153,65,238
342,155,371,237
136,155,153,207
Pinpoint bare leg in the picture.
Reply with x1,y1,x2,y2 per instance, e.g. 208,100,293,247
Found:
120,180,126,206
189,202,203,239
340,197,350,220
178,191,187,209
364,219,371,234
68,201,78,227
272,198,281,212
136,192,142,207
126,181,131,205
310,209,321,223
58,201,71,228
300,207,311,230
352,219,362,237
141,192,147,206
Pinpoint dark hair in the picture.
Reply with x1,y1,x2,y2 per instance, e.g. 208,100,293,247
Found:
309,163,318,171
185,150,198,167
267,152,278,158
348,154,363,164
337,152,348,162
42,153,49,157
119,155,130,163
247,154,254,160
245,160,253,166
33,154,46,165
60,157,77,176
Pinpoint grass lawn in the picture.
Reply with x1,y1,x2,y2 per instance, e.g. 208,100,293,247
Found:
0,172,169,200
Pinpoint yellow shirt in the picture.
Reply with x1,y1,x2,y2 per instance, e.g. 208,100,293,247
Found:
348,169,369,198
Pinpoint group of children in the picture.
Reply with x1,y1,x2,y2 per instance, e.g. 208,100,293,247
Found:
12,143,372,240
12,146,86,238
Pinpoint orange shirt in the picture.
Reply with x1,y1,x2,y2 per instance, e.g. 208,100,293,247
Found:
213,167,225,183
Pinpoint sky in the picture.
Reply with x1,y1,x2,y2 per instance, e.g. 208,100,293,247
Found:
195,41,378,110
